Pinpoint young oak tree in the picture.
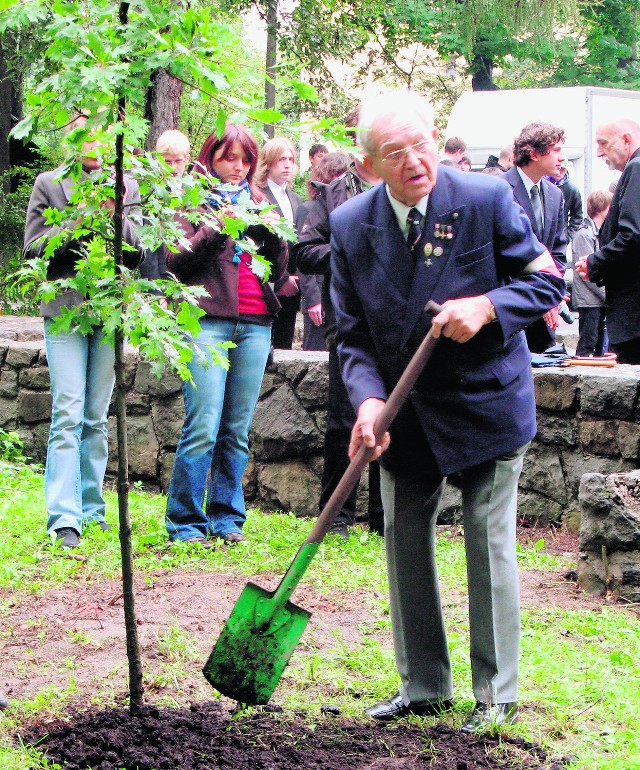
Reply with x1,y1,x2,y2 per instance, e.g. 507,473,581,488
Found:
0,0,306,713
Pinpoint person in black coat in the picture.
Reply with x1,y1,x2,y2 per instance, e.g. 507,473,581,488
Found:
575,120,640,363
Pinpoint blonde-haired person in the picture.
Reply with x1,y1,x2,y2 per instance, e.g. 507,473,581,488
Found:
139,129,192,284
255,137,301,349
156,129,191,176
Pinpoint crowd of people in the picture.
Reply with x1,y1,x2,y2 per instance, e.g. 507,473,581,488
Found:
21,93,640,730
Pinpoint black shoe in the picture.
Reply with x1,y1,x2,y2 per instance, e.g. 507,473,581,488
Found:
98,521,112,532
0,692,8,710
460,701,518,733
55,527,80,548
327,522,349,542
366,692,454,721
221,532,247,544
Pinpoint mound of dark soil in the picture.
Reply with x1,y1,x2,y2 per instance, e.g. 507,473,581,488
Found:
25,701,550,770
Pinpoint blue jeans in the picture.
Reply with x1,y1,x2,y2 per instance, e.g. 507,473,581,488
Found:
166,319,271,541
44,320,115,535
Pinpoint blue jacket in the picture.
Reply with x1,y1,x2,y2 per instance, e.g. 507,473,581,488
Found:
330,166,565,476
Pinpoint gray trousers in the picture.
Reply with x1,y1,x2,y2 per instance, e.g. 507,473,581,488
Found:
380,444,526,706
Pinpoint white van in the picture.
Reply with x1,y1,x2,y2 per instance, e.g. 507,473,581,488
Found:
444,86,640,200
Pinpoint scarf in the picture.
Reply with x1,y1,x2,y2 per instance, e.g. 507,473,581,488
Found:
207,179,254,263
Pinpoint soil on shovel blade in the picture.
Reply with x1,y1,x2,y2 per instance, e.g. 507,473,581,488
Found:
25,701,551,770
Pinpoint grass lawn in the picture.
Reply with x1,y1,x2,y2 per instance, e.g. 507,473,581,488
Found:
0,460,639,769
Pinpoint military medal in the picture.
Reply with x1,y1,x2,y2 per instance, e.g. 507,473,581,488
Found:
424,243,433,257
433,246,443,257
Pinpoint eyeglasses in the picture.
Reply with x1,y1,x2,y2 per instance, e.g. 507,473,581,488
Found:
380,140,433,168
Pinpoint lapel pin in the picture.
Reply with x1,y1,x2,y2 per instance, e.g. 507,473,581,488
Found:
424,243,433,257
424,258,432,268
452,212,459,220
433,246,444,257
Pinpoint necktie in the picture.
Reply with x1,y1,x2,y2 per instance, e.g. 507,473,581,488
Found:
406,207,422,252
530,184,543,236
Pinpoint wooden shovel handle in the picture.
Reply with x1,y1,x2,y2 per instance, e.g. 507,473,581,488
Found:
304,301,442,545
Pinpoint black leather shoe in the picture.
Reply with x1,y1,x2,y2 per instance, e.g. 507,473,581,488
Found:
55,527,80,548
366,692,454,721
460,701,518,733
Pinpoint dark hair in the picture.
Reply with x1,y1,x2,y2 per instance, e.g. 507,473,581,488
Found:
194,124,263,201
514,122,565,167
586,190,613,219
444,136,466,154
439,158,457,167
306,152,350,198
309,143,328,158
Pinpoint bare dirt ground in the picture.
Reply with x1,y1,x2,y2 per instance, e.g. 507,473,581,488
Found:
1,525,616,769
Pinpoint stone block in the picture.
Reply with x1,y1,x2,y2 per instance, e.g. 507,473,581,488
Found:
0,345,7,364
518,491,564,526
17,421,50,465
296,361,329,411
617,422,640,460
520,443,567,504
108,413,159,478
134,359,182,397
437,482,462,525
259,372,280,399
0,368,19,398
19,391,52,423
124,390,150,415
151,393,185,448
5,344,40,368
256,460,321,518
579,373,638,419
0,397,18,428
158,451,175,494
535,412,578,447
274,358,308,387
578,471,640,552
533,370,579,412
564,454,634,501
578,419,620,457
18,366,50,390
251,383,323,461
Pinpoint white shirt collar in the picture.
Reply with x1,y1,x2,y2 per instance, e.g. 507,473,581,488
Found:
385,186,429,236
516,166,540,195
267,177,293,222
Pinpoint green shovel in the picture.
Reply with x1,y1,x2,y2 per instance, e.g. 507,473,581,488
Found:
203,301,442,705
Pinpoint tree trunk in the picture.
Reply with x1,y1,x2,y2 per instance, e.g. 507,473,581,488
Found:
264,0,277,139
144,68,183,151
115,1,145,716
471,54,499,91
0,35,14,194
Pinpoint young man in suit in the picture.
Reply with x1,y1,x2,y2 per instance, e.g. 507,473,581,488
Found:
503,123,568,352
255,137,302,350
575,120,640,363
330,90,564,732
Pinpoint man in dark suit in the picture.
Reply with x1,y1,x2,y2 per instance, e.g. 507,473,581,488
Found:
256,137,302,350
575,120,640,363
503,123,568,353
330,90,564,732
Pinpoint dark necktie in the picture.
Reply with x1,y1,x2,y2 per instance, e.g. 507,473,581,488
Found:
530,184,543,236
406,207,422,252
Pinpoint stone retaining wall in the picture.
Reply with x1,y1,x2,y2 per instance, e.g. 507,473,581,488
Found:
2,317,639,524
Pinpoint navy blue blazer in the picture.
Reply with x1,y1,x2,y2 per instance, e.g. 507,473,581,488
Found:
503,166,567,272
330,166,565,477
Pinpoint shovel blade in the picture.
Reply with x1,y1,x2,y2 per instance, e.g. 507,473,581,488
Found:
203,581,311,705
